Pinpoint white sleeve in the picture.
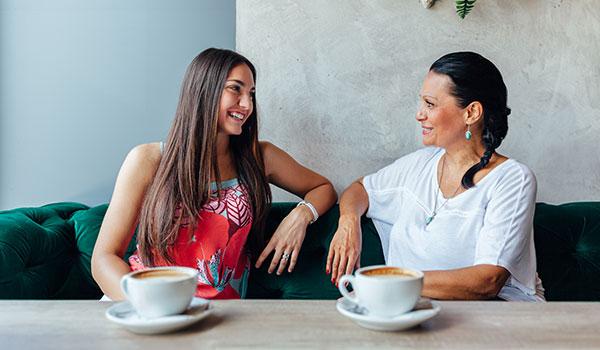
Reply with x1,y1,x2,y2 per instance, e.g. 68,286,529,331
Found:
362,148,440,261
362,148,438,225
362,158,406,226
474,163,538,294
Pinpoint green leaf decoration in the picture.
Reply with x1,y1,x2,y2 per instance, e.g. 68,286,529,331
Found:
455,0,477,19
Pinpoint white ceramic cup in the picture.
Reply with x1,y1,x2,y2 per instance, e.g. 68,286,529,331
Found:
120,266,198,319
338,265,424,318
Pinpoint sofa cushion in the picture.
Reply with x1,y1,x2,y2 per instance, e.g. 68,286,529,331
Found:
0,203,136,299
534,202,600,301
59,204,137,298
0,203,87,298
246,203,385,299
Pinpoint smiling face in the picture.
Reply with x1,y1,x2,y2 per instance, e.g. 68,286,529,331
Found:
217,63,255,136
416,71,468,148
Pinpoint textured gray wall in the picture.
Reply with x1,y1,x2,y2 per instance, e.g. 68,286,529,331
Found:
237,0,600,204
0,0,235,210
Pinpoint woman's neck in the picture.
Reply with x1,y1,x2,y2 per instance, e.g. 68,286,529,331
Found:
214,133,236,180
216,133,231,158
443,141,486,170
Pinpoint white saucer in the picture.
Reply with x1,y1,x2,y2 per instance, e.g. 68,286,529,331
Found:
336,297,441,331
105,297,211,334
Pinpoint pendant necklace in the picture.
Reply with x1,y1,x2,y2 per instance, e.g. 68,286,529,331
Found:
425,155,462,226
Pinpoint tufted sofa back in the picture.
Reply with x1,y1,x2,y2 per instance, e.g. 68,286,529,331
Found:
533,202,600,301
1,201,599,300
0,203,135,299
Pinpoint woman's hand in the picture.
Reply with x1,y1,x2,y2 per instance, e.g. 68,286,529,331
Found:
255,206,313,275
327,214,362,285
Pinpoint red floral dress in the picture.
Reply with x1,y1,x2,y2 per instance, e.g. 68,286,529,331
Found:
128,178,252,299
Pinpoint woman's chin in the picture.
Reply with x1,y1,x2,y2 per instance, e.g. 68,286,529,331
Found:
221,126,243,136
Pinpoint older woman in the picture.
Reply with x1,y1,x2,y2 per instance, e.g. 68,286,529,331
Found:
327,52,544,301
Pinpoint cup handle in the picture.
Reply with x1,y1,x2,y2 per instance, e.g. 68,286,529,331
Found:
338,275,359,304
120,275,130,299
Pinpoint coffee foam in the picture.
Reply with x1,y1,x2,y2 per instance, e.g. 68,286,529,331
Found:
361,267,417,278
133,270,191,281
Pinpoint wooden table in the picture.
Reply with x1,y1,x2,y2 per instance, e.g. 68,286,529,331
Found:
1,300,600,349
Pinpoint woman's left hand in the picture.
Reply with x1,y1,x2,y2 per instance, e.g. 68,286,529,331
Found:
255,206,312,275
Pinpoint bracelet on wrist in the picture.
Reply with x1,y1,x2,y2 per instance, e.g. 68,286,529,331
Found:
296,200,319,224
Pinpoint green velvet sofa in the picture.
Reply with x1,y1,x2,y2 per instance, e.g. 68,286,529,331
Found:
1,202,599,301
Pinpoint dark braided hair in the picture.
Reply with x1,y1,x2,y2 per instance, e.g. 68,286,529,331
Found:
430,52,511,189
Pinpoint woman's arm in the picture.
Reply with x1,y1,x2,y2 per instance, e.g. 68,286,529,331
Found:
254,141,337,274
91,143,161,300
422,264,510,300
327,179,368,284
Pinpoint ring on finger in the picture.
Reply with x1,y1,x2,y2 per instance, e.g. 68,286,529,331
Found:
281,252,291,261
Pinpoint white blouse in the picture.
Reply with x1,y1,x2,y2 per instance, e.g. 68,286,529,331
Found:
363,147,545,301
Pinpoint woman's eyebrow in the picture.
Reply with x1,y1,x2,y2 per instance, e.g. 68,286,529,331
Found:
227,79,255,90
420,94,438,100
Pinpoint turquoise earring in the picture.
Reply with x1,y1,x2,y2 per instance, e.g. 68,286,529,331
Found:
465,125,472,140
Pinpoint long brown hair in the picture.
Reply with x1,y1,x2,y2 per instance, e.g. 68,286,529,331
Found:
137,48,271,266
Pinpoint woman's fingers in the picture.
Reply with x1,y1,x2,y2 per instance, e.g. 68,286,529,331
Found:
326,239,337,275
344,253,356,277
276,248,291,275
326,244,335,275
255,241,276,268
268,248,284,274
287,249,299,273
331,249,341,282
326,253,331,275
335,254,349,285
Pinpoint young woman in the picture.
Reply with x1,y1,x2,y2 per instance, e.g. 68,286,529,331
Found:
92,48,336,300
327,52,544,301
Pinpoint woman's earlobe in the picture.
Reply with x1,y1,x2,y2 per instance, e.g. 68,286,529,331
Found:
466,101,483,123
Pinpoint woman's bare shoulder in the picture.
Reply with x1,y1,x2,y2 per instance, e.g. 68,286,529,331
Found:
259,140,276,154
259,140,287,177
121,142,163,183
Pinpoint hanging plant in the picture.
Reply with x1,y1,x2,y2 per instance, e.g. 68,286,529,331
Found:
420,0,479,19
455,0,478,19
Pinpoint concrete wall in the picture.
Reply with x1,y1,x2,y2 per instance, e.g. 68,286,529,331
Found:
0,0,235,210
237,0,600,204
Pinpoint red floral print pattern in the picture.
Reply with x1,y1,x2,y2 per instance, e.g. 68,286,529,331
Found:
129,179,252,299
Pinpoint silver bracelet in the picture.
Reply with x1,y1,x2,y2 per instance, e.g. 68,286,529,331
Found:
296,200,319,224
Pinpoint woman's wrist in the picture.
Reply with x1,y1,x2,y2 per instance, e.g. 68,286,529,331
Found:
339,213,360,225
296,200,319,224
292,205,314,226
